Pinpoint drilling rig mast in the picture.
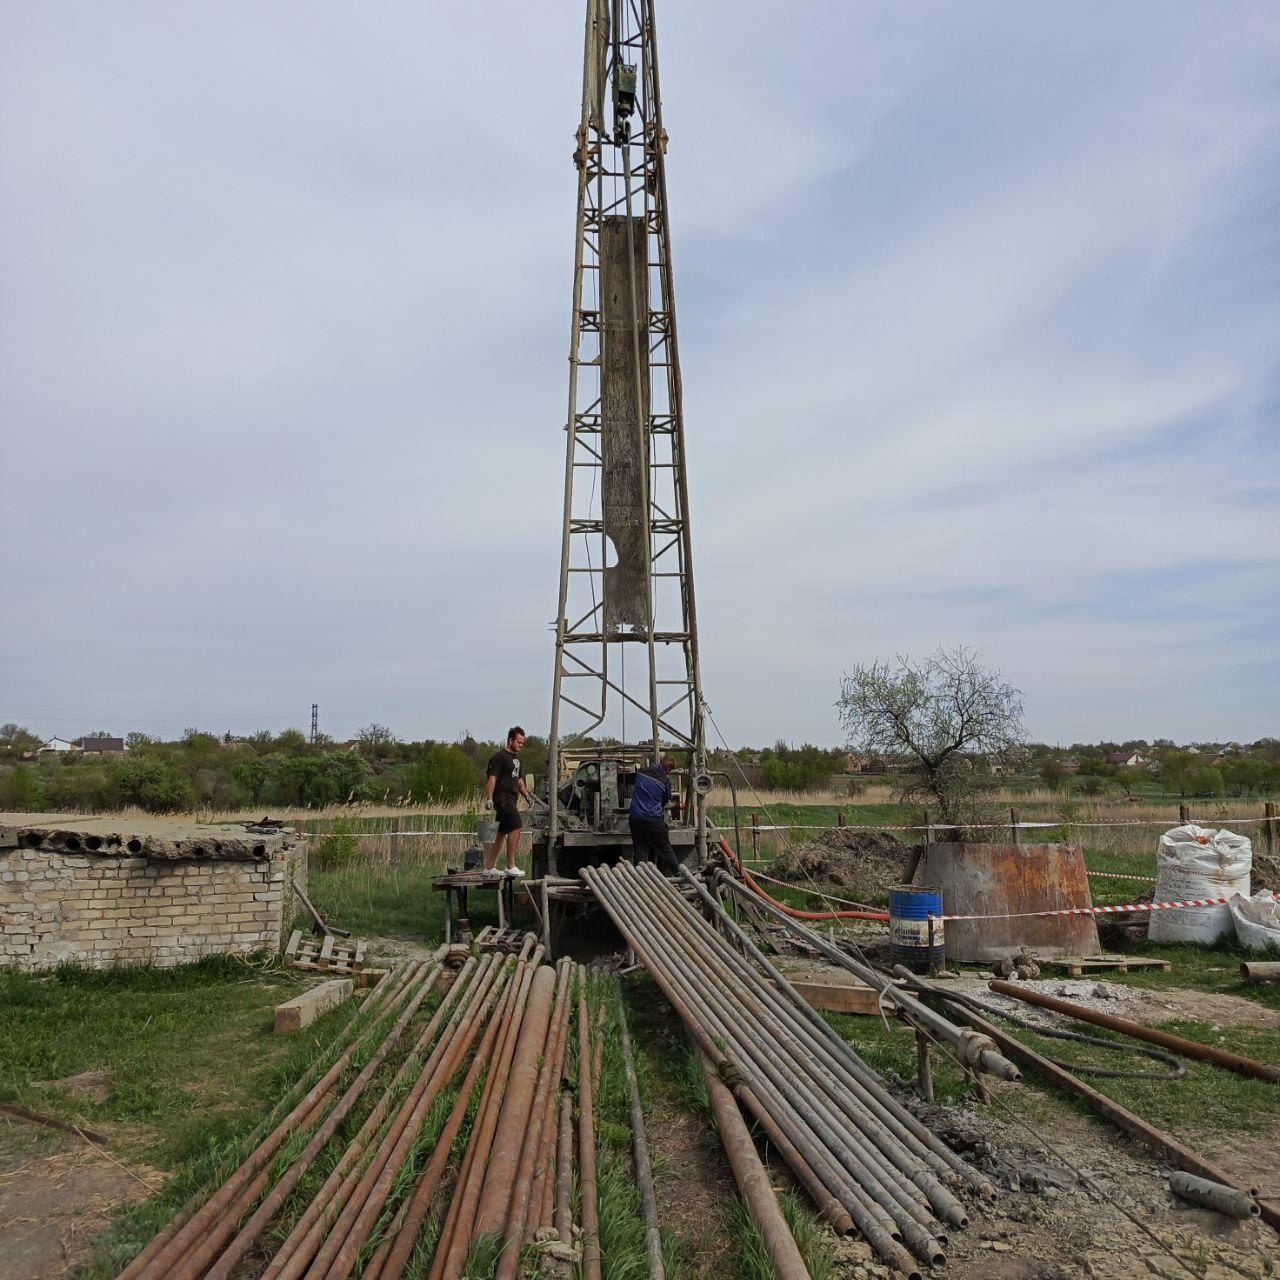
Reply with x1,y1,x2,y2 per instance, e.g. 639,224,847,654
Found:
538,0,709,878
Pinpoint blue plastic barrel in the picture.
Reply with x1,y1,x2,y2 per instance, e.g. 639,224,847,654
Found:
889,884,945,974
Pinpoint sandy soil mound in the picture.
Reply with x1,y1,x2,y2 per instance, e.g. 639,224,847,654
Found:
771,828,909,900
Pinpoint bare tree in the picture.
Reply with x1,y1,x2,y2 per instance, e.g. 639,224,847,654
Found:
837,646,1024,826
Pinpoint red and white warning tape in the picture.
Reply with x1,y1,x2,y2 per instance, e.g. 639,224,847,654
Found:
1084,870,1157,882
936,896,1228,923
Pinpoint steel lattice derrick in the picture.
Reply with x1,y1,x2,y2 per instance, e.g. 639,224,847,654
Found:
547,0,707,859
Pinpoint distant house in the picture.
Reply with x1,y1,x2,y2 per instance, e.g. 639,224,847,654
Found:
1060,757,1080,774
1109,751,1146,768
37,737,78,754
79,736,126,755
844,752,871,774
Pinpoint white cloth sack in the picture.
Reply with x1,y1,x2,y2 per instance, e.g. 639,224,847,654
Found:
1147,825,1251,944
1230,889,1280,951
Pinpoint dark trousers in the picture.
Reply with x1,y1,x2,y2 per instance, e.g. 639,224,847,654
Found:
629,816,680,875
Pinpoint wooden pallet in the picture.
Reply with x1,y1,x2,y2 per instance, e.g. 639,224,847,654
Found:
474,926,527,955
284,930,367,975
1039,954,1171,977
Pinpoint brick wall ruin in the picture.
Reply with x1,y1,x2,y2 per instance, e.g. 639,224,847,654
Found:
0,816,306,972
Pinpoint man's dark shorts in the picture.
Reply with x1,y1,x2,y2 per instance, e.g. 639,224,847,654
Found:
495,799,523,835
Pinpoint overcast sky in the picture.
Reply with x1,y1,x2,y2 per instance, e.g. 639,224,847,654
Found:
2,2,1277,748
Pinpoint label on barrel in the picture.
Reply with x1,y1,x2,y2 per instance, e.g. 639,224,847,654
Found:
890,918,944,947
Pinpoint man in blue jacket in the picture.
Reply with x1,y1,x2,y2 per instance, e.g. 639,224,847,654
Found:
629,755,679,875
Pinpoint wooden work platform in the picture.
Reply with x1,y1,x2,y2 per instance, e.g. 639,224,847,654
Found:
1038,954,1172,977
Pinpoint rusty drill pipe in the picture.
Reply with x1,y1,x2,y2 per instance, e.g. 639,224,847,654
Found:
115,959,422,1280
617,979,667,1280
262,956,504,1280
132,958,434,1280
412,947,532,1280
619,865,957,1247
587,868,916,1267
493,962,574,1280
531,967,575,1236
679,866,994,1195
635,865,968,1227
473,966,559,1241
577,970,603,1280
201,958,460,1280
694,1047,813,1280
919,982,1278,1234
585,867,939,1267
293,958,502,1280
989,979,1280,1085
431,949,545,1280
1169,1172,1261,1219
370,958,519,1280
328,948,540,1280
554,1087,575,1246
1242,961,1280,982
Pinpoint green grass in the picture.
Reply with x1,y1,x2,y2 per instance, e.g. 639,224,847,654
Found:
0,955,325,1166
307,862,508,944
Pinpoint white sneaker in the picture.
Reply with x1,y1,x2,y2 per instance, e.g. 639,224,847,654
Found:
504,866,526,878
481,867,504,880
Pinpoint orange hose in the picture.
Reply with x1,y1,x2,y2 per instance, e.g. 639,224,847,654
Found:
717,837,888,922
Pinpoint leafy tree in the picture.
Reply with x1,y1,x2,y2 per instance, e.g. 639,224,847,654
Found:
0,765,45,810
838,645,1024,826
274,728,309,756
232,758,271,806
1158,749,1192,795
1040,759,1066,791
407,745,477,803
1189,765,1225,798
112,756,194,812
1,723,41,751
126,732,157,751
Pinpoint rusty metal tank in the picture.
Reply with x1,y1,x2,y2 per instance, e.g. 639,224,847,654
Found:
920,842,1101,963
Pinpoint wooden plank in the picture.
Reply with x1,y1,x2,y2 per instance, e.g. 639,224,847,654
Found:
274,979,354,1034
319,935,335,964
285,930,303,957
785,979,883,1017
1040,955,1172,976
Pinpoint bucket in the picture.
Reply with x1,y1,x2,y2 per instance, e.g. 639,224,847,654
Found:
889,884,945,974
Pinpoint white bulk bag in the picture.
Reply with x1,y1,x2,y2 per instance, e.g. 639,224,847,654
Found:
1147,825,1251,945
1230,889,1280,951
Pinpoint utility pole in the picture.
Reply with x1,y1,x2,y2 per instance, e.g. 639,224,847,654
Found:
310,703,318,745
546,0,709,862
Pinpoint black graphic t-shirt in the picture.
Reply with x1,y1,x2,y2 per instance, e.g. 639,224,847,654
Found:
487,749,521,803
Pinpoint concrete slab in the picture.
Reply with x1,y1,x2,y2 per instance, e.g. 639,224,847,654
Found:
274,979,354,1034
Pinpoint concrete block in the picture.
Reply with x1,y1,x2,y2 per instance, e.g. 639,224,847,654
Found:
274,979,353,1034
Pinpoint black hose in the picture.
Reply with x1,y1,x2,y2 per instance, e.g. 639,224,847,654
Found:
710,770,742,863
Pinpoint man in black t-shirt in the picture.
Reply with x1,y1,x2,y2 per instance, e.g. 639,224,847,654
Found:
482,726,532,879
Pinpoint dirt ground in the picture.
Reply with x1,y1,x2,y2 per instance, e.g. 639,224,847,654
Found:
0,1123,159,1280
771,829,910,900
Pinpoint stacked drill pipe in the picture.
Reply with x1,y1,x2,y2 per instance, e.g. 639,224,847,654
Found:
585,862,997,1277
269,944,523,1280
116,958,425,1280
121,956,440,1280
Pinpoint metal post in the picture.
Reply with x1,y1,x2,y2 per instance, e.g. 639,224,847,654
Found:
389,817,401,872
1265,801,1277,857
1179,802,1190,824
751,812,760,863
1009,808,1020,846
837,811,846,828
